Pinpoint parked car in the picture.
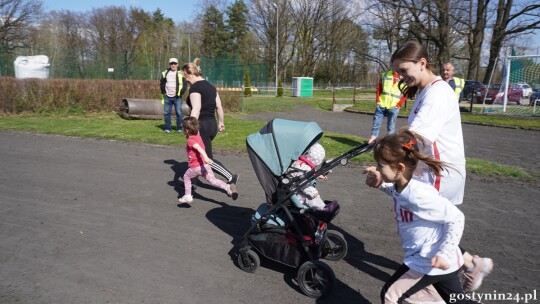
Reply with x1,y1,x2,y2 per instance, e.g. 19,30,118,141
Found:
530,89,540,106
460,80,483,102
517,83,533,98
475,84,522,105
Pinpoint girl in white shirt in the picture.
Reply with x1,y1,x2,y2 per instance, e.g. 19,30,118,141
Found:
365,41,492,294
374,130,478,304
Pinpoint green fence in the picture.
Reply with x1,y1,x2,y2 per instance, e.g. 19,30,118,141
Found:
201,53,269,88
1,49,270,86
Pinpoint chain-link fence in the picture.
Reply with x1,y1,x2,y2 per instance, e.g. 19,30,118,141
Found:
1,49,270,86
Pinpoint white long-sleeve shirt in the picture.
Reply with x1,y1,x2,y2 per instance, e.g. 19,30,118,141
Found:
408,77,466,206
381,177,464,275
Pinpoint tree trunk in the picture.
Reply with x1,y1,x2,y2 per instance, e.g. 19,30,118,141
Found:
483,0,512,84
436,0,451,70
467,0,489,81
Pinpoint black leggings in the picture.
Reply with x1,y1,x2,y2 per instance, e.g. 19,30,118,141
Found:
198,117,233,182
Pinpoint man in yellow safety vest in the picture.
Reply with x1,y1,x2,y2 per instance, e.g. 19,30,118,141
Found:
442,62,464,102
368,70,407,144
160,57,187,133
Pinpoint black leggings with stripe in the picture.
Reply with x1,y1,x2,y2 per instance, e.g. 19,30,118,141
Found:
198,117,233,182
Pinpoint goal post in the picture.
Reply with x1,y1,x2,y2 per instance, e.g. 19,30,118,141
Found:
481,54,540,116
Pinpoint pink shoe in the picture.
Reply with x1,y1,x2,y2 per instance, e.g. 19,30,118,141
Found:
462,256,494,292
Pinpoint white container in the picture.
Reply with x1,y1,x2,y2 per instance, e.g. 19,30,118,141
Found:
14,55,50,79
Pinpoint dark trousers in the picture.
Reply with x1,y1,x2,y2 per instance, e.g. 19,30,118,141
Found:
198,117,233,182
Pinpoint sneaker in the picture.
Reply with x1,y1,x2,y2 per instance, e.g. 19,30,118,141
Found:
227,184,238,201
229,174,239,186
323,200,339,212
462,256,494,292
164,129,171,133
178,195,193,204
228,174,239,200
177,129,183,133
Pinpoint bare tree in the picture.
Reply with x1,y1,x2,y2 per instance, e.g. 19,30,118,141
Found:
248,0,296,83
88,6,155,79
288,0,366,78
365,0,413,69
464,0,490,81
0,0,42,52
483,0,540,83
37,10,90,78
314,3,369,84
391,0,472,70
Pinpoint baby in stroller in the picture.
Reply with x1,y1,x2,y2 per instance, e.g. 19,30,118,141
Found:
285,143,336,212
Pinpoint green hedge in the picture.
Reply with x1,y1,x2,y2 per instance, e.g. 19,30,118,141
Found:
0,77,242,114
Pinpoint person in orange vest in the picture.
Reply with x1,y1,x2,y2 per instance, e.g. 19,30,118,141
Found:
368,70,407,144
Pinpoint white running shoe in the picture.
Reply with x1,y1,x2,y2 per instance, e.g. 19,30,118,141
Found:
178,195,193,203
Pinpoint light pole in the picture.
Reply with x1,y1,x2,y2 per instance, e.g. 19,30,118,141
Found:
272,2,278,96
187,32,192,62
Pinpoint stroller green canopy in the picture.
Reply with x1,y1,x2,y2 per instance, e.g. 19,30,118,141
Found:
247,118,323,176
246,118,323,204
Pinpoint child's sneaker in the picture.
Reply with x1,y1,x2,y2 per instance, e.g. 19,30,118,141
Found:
462,256,494,292
178,195,193,204
228,174,239,193
226,185,238,201
323,200,339,212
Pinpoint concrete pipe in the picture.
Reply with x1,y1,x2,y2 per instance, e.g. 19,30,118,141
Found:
119,98,191,119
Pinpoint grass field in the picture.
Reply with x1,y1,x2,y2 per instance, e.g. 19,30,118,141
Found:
1,95,538,181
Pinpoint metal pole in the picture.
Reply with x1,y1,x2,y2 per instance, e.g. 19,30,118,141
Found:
503,56,511,113
187,32,192,62
273,3,278,96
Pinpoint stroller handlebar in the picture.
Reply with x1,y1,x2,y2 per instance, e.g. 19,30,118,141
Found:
282,142,373,190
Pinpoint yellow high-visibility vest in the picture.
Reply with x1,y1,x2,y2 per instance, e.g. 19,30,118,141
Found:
160,70,184,103
453,77,464,99
379,71,403,109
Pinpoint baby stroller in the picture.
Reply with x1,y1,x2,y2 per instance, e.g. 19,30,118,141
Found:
237,118,372,298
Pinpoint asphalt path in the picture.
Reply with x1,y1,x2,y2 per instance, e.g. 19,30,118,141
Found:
1,107,539,304
245,105,540,173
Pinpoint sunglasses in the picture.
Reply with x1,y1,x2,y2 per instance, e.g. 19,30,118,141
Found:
170,62,178,65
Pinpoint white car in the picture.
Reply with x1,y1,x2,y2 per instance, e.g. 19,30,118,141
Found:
517,83,532,98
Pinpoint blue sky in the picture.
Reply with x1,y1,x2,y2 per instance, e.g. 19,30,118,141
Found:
41,0,200,23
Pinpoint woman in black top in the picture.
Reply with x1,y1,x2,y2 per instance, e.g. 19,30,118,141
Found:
181,58,238,199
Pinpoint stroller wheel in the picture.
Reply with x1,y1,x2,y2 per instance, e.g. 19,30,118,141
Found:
297,260,336,299
237,249,260,273
321,230,348,261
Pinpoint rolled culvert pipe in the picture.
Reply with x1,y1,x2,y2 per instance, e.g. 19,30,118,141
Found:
119,98,191,119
